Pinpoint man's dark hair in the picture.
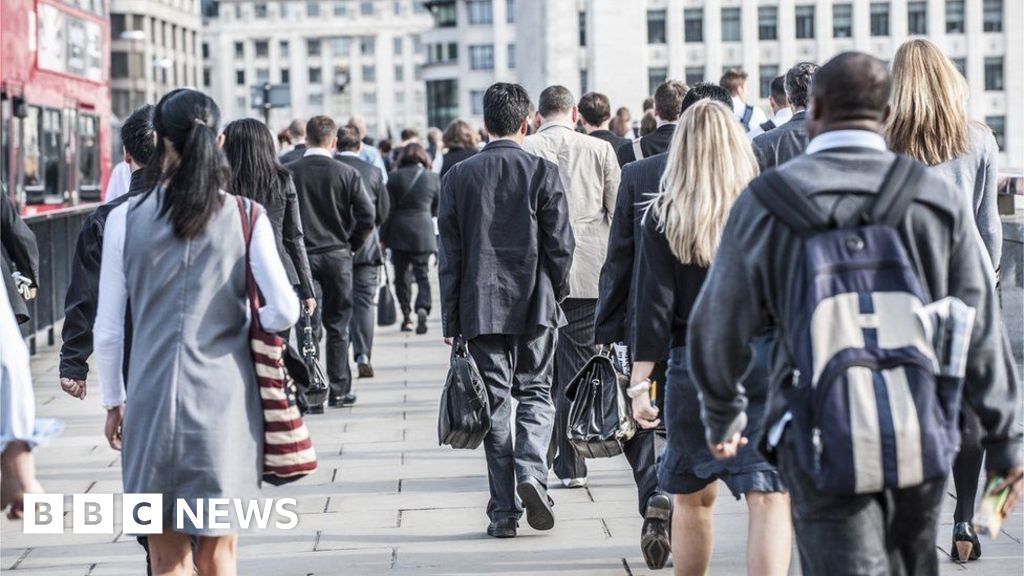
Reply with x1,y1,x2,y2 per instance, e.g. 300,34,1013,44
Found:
400,127,419,141
811,52,889,122
642,96,655,112
577,91,612,126
653,80,688,122
121,104,155,166
785,62,820,109
719,68,748,95
305,115,337,147
680,82,732,114
537,85,575,117
769,75,787,105
483,82,532,137
336,125,362,152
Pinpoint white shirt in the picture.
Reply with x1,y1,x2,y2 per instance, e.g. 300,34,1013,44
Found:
338,150,360,158
805,130,888,155
304,147,334,159
747,107,794,140
104,161,133,203
93,195,299,408
731,96,769,133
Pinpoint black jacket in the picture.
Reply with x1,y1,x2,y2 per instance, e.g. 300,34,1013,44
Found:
439,147,478,179
438,140,575,339
589,129,627,153
595,153,667,345
279,143,307,166
255,177,314,298
751,111,809,171
616,124,676,167
1,192,39,325
59,169,150,380
286,153,375,255
336,153,390,266
382,165,440,254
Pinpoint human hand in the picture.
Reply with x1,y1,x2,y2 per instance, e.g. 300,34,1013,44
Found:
104,406,124,451
986,466,1024,517
444,337,453,346
25,287,37,300
303,298,317,315
60,377,87,399
632,394,660,429
0,441,43,520
709,431,748,460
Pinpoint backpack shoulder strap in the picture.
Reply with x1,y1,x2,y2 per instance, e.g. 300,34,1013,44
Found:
868,155,923,228
750,170,830,236
632,138,644,161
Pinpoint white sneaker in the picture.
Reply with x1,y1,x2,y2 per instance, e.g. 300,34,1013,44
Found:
561,477,588,489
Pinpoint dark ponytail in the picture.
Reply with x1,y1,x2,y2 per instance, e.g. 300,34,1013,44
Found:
149,89,229,239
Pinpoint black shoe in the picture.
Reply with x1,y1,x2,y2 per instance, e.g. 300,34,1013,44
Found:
952,521,982,562
641,493,672,570
340,392,357,406
328,396,345,408
415,309,429,334
487,518,518,538
306,403,324,415
400,316,414,332
357,362,374,378
516,478,555,531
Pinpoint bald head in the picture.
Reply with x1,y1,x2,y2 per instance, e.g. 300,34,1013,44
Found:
809,52,890,135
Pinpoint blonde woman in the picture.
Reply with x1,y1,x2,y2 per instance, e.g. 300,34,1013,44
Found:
886,38,1001,563
629,100,791,576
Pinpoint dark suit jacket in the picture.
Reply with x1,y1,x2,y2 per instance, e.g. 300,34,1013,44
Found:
439,147,477,179
751,111,809,171
286,154,375,255
336,153,390,266
278,143,307,166
256,177,315,298
589,129,627,153
594,153,668,345
438,140,575,339
382,165,440,254
616,124,675,167
1,192,38,324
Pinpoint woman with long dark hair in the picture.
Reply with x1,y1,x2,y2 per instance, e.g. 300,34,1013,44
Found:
382,143,440,334
94,89,298,574
222,118,315,315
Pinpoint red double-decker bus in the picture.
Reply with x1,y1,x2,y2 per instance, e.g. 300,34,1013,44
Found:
2,0,111,215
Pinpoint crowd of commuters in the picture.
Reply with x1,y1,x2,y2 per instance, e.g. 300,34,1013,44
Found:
0,37,1016,576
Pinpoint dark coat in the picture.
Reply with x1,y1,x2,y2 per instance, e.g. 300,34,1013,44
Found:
616,124,676,167
256,176,314,298
439,147,478,178
594,153,668,346
382,165,440,254
751,111,809,171
336,153,390,265
278,143,307,166
589,129,627,153
2,189,39,325
438,140,575,339
286,154,375,255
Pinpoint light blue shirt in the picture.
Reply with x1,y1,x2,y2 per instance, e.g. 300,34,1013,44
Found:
359,145,388,183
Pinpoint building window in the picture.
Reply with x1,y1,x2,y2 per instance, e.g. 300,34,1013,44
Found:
580,69,588,94
426,79,458,128
236,69,246,86
648,67,668,94
309,67,322,83
202,42,210,59
111,13,126,37
360,0,373,15
870,3,890,36
951,58,966,77
393,37,403,54
281,68,290,84
579,11,587,46
469,45,495,70
362,64,376,82
986,116,1005,150
330,37,350,57
234,3,242,19
394,1,402,15
984,57,1003,91
256,68,270,83
685,66,704,86
946,1,965,34
758,6,778,40
280,40,290,58
307,39,322,56
908,2,928,35
431,2,456,27
647,10,667,44
395,64,404,81
308,93,324,107
759,65,779,98
334,1,347,16
506,0,515,23
255,40,269,58
684,9,703,42
360,36,376,55
307,2,320,17
202,67,211,87
467,0,493,24
721,7,741,42
234,41,244,58
236,96,247,112
983,0,1002,32
111,52,129,79
470,90,485,115
254,3,267,18
507,43,516,69
796,5,816,39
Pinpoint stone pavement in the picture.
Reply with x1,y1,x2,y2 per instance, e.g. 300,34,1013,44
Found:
2,311,1022,575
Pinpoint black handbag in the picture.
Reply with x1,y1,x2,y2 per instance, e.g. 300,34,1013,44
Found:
565,351,637,458
295,307,329,409
438,339,491,450
377,261,397,327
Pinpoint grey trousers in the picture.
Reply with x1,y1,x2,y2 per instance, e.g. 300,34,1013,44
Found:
349,264,379,361
777,432,946,576
547,298,596,481
467,328,557,522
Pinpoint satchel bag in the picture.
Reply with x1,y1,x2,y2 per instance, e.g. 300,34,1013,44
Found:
236,197,318,485
438,338,491,449
377,257,398,326
565,351,637,459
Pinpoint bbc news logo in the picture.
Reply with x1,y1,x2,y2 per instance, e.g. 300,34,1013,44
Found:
23,494,299,534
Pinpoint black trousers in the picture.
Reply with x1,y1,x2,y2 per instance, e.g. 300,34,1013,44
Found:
349,264,379,361
392,250,432,316
309,250,354,397
547,298,597,481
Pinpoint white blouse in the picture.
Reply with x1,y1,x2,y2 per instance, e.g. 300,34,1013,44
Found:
93,198,300,408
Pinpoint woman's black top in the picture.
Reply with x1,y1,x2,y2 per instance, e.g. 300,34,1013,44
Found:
631,210,709,362
382,165,440,254
439,147,478,179
258,177,315,299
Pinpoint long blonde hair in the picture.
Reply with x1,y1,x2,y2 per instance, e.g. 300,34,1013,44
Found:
650,100,759,266
886,39,970,165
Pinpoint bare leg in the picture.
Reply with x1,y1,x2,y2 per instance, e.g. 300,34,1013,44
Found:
672,483,718,576
745,491,792,576
147,532,193,576
195,535,239,576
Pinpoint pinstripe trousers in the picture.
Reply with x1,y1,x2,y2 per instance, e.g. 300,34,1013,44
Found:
547,298,597,480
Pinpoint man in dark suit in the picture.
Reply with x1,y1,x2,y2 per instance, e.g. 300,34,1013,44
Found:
751,62,819,171
616,80,687,167
335,126,390,379
578,91,626,151
278,118,308,164
287,116,375,407
688,52,1023,576
438,83,575,539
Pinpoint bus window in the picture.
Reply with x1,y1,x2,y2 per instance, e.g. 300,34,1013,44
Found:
23,106,42,195
42,108,63,201
77,114,100,201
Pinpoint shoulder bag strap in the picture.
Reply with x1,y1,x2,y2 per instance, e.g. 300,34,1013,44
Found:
749,170,831,237
868,155,921,227
236,196,263,326
632,138,644,161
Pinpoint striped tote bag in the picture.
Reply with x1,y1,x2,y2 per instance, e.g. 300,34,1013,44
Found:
237,197,318,486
